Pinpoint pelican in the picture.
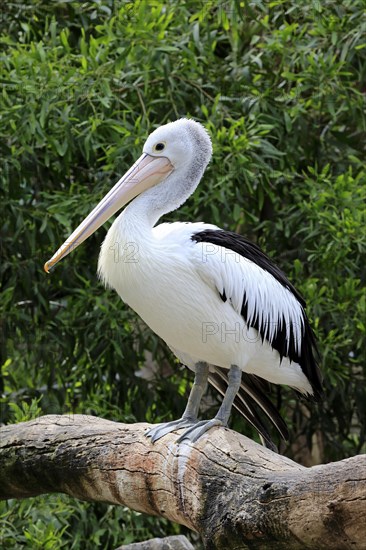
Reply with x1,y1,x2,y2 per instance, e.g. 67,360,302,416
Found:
44,118,322,449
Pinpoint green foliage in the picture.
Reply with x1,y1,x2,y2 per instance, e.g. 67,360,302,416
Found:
7,396,43,423
0,497,178,549
1,0,365,546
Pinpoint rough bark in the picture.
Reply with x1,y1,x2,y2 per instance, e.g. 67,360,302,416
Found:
0,415,365,550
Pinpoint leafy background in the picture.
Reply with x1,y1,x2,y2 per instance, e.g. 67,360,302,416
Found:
1,0,365,547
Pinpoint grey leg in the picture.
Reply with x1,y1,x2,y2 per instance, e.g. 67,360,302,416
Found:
177,365,242,443
214,365,242,424
146,362,209,443
181,361,209,420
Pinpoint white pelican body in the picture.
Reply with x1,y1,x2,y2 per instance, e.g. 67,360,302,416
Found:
99,217,309,392
45,119,322,448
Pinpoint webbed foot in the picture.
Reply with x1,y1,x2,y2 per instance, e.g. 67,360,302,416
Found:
176,418,224,443
146,417,196,443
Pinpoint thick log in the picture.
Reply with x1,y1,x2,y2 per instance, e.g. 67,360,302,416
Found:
0,415,365,549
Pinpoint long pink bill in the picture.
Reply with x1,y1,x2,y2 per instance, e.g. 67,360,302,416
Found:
44,153,174,273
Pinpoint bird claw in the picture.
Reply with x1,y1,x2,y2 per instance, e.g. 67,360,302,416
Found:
176,418,224,444
146,417,226,444
145,417,196,443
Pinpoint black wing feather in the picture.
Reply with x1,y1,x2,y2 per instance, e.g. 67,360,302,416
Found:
208,367,289,451
192,229,323,399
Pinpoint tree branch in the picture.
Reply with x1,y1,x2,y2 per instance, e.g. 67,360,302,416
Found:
0,415,365,549
118,535,195,550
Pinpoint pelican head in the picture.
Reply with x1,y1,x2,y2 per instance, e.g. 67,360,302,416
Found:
143,118,212,171
44,118,212,273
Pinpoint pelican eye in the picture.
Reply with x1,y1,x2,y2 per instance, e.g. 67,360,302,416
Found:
154,142,166,152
